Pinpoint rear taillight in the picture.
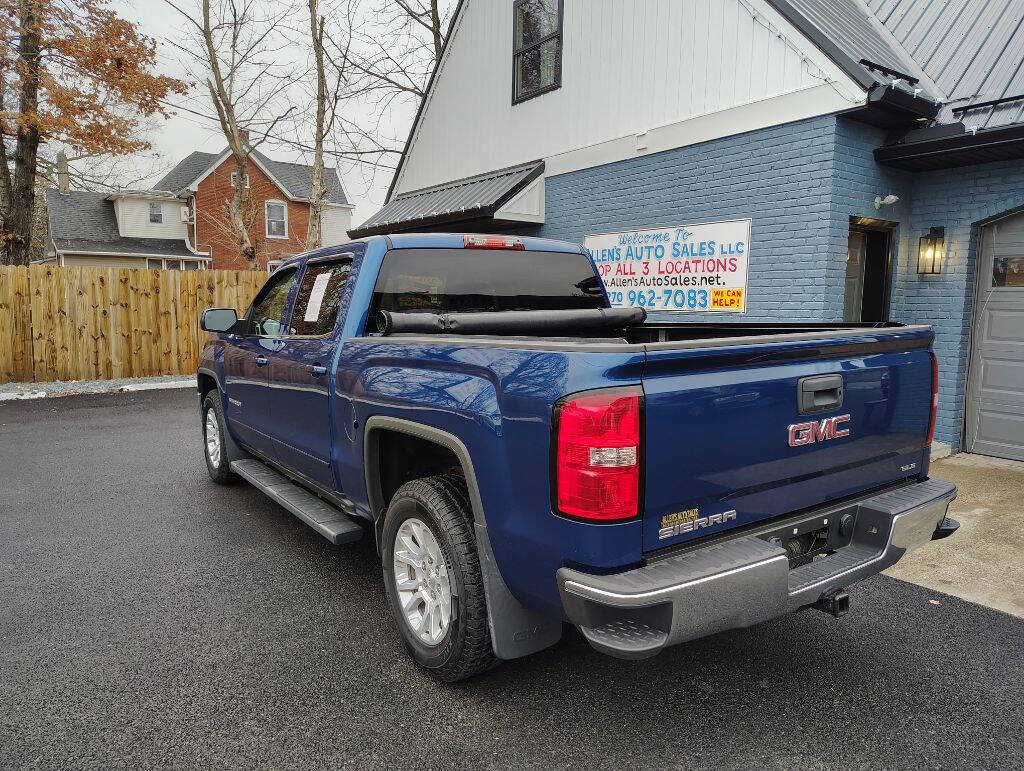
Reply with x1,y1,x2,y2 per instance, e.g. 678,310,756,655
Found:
553,387,642,521
927,352,939,445
463,234,525,250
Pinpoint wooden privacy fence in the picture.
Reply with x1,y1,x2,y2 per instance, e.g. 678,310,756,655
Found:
0,265,266,385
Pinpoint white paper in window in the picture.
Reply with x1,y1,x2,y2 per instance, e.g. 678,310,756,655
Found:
304,270,333,322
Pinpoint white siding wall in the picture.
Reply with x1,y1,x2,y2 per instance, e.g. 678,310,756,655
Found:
61,253,148,269
320,206,353,245
114,197,189,239
395,0,865,194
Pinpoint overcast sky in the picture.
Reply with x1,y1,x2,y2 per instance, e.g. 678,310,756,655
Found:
112,0,409,227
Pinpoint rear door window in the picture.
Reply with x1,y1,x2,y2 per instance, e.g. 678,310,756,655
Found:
289,259,352,336
369,248,606,328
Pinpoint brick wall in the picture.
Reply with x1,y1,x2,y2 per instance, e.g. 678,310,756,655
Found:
192,156,311,270
832,118,1024,450
512,113,1024,450
522,115,839,322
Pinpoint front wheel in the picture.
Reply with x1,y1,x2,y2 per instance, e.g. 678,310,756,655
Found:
202,391,235,485
381,475,497,682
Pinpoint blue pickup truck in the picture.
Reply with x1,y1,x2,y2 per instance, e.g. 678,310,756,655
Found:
197,232,957,681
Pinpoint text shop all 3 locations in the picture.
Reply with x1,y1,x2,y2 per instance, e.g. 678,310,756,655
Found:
584,219,750,313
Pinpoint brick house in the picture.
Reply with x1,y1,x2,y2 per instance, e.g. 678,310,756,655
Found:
155,143,353,270
354,0,1024,462
44,143,352,272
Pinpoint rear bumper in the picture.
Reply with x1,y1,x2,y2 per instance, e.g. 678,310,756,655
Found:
557,477,957,659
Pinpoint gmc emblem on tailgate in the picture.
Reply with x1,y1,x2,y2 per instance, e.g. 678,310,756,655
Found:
788,414,851,446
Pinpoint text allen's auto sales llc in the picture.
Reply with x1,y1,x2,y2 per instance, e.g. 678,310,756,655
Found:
584,219,751,313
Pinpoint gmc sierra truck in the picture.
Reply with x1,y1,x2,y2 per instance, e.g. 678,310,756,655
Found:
197,232,958,682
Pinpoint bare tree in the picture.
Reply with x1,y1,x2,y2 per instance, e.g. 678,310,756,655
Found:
165,0,298,269
326,0,455,173
302,0,344,249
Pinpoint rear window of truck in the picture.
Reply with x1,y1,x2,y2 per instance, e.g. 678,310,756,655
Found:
369,248,607,322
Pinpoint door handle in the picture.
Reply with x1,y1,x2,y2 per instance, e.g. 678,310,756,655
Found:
255,356,269,367
798,374,843,414
311,364,328,376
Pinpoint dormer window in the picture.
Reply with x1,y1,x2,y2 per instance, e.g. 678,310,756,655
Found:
149,201,163,223
231,172,250,188
513,0,563,104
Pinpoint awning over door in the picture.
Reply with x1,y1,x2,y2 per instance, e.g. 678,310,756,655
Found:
349,160,544,237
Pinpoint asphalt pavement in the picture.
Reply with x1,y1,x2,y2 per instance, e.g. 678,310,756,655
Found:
1,390,1022,769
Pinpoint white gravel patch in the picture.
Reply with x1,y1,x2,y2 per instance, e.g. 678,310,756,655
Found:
0,375,195,400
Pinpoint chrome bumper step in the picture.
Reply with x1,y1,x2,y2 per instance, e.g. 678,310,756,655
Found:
559,478,957,659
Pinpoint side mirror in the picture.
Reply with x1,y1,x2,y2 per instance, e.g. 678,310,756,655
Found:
201,308,239,333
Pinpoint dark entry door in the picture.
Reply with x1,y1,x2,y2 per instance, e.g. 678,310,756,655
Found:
845,226,892,322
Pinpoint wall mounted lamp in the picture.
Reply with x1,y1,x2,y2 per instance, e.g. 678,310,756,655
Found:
918,227,945,274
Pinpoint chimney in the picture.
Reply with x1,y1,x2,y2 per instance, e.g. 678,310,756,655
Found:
57,151,69,194
238,128,250,145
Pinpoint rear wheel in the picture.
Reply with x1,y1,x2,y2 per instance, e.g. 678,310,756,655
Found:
202,391,235,484
381,475,497,681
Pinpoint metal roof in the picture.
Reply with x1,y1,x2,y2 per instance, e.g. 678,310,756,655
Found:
773,0,1024,129
350,160,544,238
769,0,922,88
865,0,1024,128
45,189,205,259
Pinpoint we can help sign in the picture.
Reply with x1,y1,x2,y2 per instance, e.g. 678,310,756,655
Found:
584,219,750,313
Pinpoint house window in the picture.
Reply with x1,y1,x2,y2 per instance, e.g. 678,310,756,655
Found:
149,202,163,223
513,0,563,104
230,172,250,188
145,258,206,270
265,201,288,238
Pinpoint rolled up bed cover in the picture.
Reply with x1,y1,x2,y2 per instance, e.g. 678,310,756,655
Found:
377,307,647,337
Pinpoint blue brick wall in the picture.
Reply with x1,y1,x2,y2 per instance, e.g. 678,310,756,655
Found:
498,114,1024,450
831,119,1024,450
521,115,838,322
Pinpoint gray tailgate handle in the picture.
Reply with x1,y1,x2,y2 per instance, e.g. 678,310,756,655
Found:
798,374,844,414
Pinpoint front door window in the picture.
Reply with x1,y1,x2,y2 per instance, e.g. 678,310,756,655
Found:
247,267,298,336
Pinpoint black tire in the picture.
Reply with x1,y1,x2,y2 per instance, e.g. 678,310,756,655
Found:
202,391,236,485
381,474,497,682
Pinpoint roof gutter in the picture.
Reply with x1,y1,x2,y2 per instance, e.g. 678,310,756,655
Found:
875,122,1024,170
841,83,942,128
54,249,212,260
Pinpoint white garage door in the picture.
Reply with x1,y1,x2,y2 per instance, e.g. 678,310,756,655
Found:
966,214,1024,461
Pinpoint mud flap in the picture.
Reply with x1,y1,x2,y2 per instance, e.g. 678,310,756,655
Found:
475,521,562,659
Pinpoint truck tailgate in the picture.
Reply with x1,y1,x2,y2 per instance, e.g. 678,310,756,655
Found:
640,328,934,552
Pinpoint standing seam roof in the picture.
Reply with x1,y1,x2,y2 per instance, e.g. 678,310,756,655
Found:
801,0,1024,128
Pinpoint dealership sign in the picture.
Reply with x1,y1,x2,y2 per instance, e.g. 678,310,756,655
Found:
584,219,751,313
